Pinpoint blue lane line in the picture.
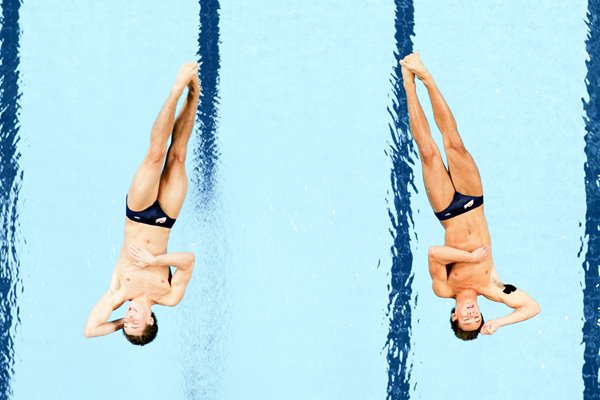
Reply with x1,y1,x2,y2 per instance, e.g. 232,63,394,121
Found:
582,1,600,397
181,2,222,399
385,1,417,399
194,0,221,205
0,0,22,398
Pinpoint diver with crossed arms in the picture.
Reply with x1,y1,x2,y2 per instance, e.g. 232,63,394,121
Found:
84,62,200,346
400,53,540,340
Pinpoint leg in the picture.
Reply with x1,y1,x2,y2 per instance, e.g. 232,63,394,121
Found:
157,72,200,218
401,64,455,212
128,62,199,211
402,53,483,196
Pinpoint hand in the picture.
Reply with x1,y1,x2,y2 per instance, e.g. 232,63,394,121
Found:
399,62,415,84
128,245,157,268
480,319,501,335
471,245,491,262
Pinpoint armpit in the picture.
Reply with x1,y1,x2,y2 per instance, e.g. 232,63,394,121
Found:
503,284,517,294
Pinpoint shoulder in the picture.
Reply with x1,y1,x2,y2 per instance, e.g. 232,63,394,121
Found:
432,281,454,298
107,287,126,307
156,288,184,307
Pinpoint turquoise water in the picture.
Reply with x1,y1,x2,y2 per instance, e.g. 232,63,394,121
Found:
7,0,591,399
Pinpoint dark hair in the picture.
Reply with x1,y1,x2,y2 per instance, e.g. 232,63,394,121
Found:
122,312,158,346
450,307,484,341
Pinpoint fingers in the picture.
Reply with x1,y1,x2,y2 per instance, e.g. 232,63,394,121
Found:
128,245,140,258
127,244,157,268
480,245,490,258
128,245,145,263
481,322,497,336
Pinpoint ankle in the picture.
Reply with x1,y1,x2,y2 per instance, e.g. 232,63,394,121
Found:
420,73,435,87
403,79,416,89
187,86,200,97
170,85,185,98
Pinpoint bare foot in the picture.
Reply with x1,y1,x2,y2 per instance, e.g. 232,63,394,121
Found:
174,61,199,92
399,60,415,85
400,52,431,82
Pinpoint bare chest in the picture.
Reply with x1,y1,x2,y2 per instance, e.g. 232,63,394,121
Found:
446,260,492,291
119,265,171,299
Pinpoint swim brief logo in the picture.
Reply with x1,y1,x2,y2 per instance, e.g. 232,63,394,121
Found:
463,199,474,209
134,216,140,220
155,217,167,224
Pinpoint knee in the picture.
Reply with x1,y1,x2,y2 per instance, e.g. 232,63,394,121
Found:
146,144,167,164
443,134,466,153
419,143,439,164
167,148,187,165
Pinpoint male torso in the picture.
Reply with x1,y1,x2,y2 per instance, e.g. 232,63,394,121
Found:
110,219,172,303
439,207,504,299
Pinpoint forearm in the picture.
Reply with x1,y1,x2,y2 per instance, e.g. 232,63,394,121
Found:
496,303,540,329
84,318,124,338
83,291,124,338
154,252,195,271
428,245,479,264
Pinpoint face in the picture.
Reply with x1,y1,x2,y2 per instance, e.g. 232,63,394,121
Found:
452,302,482,331
123,302,153,336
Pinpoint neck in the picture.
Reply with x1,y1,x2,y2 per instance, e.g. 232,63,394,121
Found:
130,294,153,308
455,289,478,304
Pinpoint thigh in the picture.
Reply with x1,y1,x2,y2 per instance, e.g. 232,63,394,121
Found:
420,150,456,213
127,158,164,211
157,157,188,219
445,148,483,196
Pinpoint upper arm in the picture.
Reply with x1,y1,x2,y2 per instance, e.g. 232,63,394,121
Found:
109,268,121,292
428,254,452,297
428,252,447,281
160,261,195,307
500,287,540,314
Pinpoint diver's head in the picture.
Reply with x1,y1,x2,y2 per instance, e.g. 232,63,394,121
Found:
122,300,157,346
450,290,484,340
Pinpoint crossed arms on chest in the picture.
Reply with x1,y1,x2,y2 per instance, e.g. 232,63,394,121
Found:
83,247,196,338
428,244,540,335
427,244,490,297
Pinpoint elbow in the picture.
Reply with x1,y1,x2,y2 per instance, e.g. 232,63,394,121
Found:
187,252,196,269
532,301,541,317
83,327,94,338
427,247,437,261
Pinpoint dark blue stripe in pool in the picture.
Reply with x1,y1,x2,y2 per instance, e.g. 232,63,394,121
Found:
0,0,22,398
582,1,600,397
182,2,222,399
194,0,221,204
385,1,417,399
